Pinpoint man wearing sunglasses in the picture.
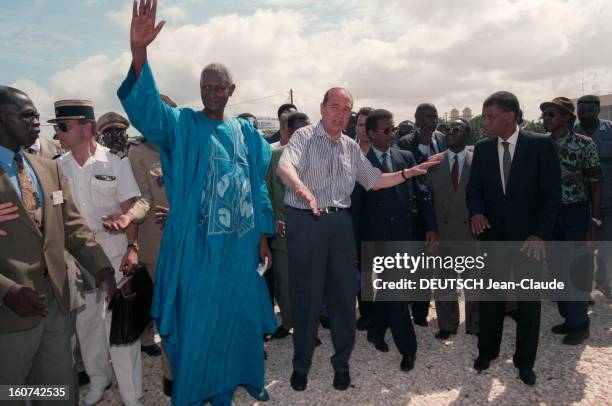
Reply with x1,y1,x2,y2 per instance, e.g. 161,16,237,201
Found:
542,97,602,346
0,86,117,405
425,119,479,340
50,100,144,406
355,109,437,372
574,95,612,300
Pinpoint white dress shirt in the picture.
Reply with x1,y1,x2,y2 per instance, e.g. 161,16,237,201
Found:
497,125,519,193
447,147,467,180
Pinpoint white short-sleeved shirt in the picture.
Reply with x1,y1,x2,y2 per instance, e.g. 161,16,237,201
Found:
58,143,141,233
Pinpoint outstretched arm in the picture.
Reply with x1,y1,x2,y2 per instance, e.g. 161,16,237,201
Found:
131,0,166,78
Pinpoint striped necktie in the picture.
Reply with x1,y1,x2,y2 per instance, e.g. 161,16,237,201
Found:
14,153,42,228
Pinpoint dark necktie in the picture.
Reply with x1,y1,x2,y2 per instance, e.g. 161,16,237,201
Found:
14,153,42,228
502,141,511,193
381,152,390,173
451,154,459,191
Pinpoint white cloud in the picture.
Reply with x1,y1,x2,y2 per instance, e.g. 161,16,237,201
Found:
12,0,612,140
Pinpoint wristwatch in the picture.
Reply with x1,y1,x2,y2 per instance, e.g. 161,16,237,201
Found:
127,243,140,252
591,217,603,227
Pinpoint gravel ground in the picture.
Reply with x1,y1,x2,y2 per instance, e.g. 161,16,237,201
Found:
83,293,612,405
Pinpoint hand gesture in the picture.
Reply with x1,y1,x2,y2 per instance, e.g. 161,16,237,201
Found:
0,202,19,236
131,0,165,51
95,268,118,301
3,284,48,317
154,205,169,229
101,213,133,231
521,236,545,260
295,186,319,216
470,214,491,235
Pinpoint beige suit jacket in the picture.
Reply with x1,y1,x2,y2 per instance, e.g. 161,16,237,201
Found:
426,149,475,242
127,142,168,267
0,154,112,333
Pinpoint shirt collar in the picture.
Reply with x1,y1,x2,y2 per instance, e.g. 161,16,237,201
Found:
372,146,391,159
29,138,41,153
498,125,519,147
447,147,467,162
0,145,23,167
65,142,108,167
315,120,343,142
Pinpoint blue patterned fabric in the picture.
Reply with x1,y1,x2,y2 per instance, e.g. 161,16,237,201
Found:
118,62,276,405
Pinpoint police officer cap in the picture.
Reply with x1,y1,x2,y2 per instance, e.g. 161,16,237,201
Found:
97,112,130,134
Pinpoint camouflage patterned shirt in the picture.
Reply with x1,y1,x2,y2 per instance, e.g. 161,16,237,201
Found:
553,131,602,204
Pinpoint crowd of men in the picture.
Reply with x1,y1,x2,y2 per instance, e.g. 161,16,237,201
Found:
1,1,611,405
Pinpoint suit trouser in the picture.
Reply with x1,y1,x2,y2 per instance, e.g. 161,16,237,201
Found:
286,208,356,374
367,301,416,355
0,278,78,406
433,268,479,333
272,247,293,329
76,232,143,405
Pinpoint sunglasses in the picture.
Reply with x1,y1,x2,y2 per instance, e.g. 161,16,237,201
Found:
53,122,72,132
375,126,396,135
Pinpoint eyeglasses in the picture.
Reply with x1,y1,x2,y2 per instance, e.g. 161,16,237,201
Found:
449,126,465,134
375,126,396,135
53,122,73,132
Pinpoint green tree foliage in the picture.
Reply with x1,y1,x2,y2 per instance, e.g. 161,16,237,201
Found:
469,115,485,145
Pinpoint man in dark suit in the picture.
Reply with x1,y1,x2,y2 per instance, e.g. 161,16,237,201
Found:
397,103,447,325
466,91,561,385
0,86,117,404
426,118,479,339
357,109,438,371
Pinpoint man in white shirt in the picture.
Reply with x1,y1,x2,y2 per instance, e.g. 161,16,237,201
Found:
50,100,144,406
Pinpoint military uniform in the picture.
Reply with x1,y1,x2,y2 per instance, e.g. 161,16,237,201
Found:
127,140,173,383
51,100,144,406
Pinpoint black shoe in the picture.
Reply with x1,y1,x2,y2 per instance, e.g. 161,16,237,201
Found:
315,337,322,347
519,369,536,385
465,329,478,336
320,315,330,329
333,371,351,391
474,356,491,372
273,326,291,339
78,371,90,386
400,353,416,371
366,336,389,352
551,323,569,335
141,344,162,357
435,330,456,340
290,371,307,391
413,317,428,327
356,316,370,331
562,328,589,345
163,377,173,397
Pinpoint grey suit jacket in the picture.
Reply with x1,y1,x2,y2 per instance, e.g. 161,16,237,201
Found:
426,149,475,241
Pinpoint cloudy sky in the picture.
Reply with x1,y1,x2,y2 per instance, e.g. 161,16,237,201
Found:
2,0,612,138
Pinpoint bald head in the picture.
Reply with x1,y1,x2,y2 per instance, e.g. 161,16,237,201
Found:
200,63,234,86
0,86,29,109
323,87,353,107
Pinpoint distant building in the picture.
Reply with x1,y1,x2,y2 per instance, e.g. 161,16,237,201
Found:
449,107,473,122
571,94,612,121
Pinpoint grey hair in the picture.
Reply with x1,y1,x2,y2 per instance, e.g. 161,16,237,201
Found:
200,63,234,86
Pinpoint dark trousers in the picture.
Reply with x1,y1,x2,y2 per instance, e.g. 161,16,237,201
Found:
411,300,430,321
286,208,356,374
550,202,592,331
478,300,541,369
368,301,416,355
477,244,542,370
